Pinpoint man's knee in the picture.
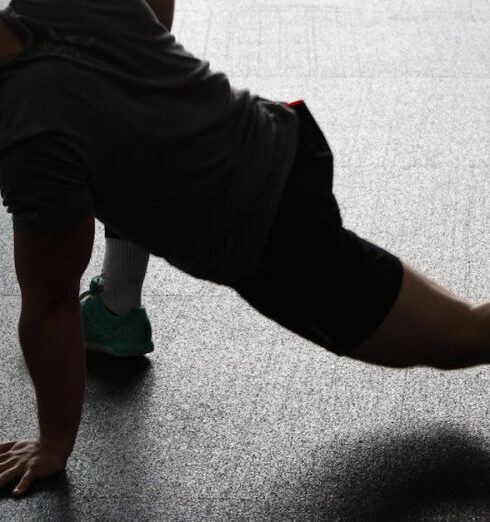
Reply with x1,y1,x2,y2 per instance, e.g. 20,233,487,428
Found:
427,304,485,371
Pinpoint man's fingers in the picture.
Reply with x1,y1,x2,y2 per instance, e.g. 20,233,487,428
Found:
0,457,17,471
13,470,33,496
0,465,21,489
0,441,16,454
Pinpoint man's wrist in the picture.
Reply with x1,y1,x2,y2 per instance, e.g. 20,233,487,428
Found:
39,437,73,461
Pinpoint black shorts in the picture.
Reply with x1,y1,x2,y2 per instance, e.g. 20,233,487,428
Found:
230,100,404,356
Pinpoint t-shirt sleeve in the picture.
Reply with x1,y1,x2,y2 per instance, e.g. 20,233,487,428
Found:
0,135,94,236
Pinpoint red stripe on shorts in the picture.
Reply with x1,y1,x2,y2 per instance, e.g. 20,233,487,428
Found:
284,99,305,108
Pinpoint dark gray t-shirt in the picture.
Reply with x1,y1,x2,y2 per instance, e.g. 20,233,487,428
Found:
0,0,299,285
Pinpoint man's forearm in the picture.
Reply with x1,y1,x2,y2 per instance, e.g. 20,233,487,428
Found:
146,0,175,32
18,299,86,460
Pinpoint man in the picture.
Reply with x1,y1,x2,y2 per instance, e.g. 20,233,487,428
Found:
0,0,489,498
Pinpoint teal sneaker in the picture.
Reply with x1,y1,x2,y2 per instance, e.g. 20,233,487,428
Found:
79,275,154,357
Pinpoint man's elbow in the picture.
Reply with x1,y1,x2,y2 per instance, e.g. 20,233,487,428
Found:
145,0,175,32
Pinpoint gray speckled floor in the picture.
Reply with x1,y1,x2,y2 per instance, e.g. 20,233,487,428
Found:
1,0,490,520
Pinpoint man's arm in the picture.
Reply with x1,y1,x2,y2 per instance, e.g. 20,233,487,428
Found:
145,0,175,32
18,298,86,460
14,212,95,460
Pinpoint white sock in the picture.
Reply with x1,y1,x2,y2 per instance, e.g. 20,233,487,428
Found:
100,237,150,316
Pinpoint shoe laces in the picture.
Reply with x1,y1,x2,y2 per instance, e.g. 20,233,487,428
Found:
79,274,105,303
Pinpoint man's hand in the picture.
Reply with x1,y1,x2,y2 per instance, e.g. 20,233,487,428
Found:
0,439,67,497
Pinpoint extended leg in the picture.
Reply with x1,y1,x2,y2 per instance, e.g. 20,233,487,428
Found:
349,261,486,370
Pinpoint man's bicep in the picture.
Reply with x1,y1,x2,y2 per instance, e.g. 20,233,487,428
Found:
14,211,95,306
